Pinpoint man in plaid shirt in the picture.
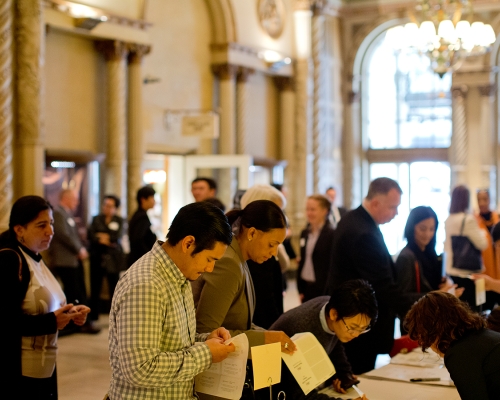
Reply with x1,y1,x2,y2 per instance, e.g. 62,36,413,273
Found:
108,202,235,399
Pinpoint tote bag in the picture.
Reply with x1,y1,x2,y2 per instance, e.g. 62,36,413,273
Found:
451,216,482,271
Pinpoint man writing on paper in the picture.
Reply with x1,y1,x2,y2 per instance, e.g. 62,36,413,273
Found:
270,279,377,400
107,202,235,400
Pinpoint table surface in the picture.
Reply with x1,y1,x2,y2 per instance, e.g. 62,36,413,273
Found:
319,376,461,400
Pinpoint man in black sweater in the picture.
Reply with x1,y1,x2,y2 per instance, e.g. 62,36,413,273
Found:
127,185,157,267
269,280,377,400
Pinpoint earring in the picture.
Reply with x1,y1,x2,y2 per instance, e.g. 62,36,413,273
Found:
248,238,252,242
20,237,25,244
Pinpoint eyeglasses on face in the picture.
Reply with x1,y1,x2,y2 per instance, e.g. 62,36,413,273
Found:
341,318,371,335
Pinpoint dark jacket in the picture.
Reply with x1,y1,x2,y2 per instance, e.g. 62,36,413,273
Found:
445,329,500,400
127,208,156,267
88,214,126,274
0,240,57,391
47,206,83,268
297,222,335,300
326,206,420,353
269,296,353,400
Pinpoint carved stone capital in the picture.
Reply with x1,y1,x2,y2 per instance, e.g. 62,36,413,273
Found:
127,43,151,64
348,90,360,104
211,63,238,80
95,40,128,62
452,85,468,99
311,0,327,15
274,76,295,91
237,67,254,83
478,83,496,98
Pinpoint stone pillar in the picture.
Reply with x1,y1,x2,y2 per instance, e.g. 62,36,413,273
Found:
0,0,14,231
294,58,312,230
127,44,150,217
450,86,468,189
311,1,325,193
212,63,237,155
236,67,253,155
15,0,45,198
211,63,237,205
95,40,128,215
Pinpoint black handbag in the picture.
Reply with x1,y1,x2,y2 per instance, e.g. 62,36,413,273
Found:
241,362,255,400
451,216,482,271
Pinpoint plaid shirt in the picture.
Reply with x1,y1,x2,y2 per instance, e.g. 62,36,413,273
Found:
108,241,211,400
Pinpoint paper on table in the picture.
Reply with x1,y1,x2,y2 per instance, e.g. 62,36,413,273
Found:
195,333,249,399
251,342,282,390
390,347,444,368
281,332,336,395
364,363,454,386
475,277,486,306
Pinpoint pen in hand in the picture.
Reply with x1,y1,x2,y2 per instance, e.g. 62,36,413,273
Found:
410,377,441,382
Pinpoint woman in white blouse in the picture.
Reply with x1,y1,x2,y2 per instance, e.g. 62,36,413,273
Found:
444,185,488,309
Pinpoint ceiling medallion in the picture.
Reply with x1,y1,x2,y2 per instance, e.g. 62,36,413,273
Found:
257,0,286,39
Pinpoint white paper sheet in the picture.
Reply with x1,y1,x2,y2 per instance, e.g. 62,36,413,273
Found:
390,347,444,368
195,333,249,399
364,363,454,386
281,332,336,395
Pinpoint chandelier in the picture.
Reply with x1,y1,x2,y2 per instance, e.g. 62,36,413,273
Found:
386,0,496,77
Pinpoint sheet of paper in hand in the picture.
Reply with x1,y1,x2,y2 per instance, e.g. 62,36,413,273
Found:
281,332,336,395
195,333,249,399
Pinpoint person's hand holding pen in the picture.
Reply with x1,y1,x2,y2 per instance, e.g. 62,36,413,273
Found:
472,273,500,294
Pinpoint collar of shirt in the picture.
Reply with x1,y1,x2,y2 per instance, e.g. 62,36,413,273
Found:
320,302,336,335
152,241,189,287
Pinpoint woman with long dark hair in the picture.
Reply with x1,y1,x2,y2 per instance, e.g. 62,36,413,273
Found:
405,292,500,400
0,196,90,399
444,185,488,309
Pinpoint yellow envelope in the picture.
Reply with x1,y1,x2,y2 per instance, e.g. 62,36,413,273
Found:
250,342,282,390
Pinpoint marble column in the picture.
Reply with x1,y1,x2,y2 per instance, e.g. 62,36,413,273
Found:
236,67,253,155
294,58,312,230
311,2,325,193
0,0,14,231
95,40,128,216
450,86,468,189
127,44,150,217
211,63,237,205
15,0,45,198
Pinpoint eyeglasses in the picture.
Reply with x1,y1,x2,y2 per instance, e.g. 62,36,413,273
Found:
341,318,371,335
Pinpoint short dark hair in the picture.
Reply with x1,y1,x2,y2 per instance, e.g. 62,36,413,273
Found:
136,185,156,207
404,206,438,256
487,307,500,333
103,194,120,209
166,202,232,256
226,200,287,232
449,185,470,213
404,291,486,354
326,279,378,323
366,177,402,200
308,194,332,211
192,177,217,191
0,196,53,242
203,198,226,212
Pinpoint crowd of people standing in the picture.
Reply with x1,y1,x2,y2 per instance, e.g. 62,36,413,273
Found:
3,175,500,400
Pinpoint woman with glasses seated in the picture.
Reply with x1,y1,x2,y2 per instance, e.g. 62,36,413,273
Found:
269,279,376,400
405,291,500,400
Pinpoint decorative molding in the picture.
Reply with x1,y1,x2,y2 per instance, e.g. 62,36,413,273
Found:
257,0,286,39
43,0,152,30
274,76,295,91
236,67,254,83
452,85,469,99
95,40,128,62
127,43,151,64
211,63,238,80
478,83,496,97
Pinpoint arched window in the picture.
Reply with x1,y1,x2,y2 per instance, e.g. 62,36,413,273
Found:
362,24,452,254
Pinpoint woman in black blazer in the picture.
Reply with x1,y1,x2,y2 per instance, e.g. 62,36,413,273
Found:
297,194,335,302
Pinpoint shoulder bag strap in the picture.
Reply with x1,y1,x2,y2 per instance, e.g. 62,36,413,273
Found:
0,248,23,282
460,214,467,235
414,260,421,293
